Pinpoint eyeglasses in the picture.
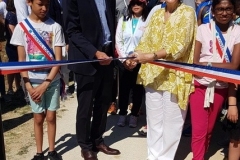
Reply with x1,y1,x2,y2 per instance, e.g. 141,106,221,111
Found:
132,1,144,6
214,7,234,14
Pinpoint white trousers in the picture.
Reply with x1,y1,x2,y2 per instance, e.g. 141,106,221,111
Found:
145,87,188,160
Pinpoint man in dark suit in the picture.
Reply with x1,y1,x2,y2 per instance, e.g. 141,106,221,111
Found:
63,0,120,160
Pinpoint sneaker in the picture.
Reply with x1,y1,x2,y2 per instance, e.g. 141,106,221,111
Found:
182,125,192,137
31,153,44,160
117,115,126,127
108,103,117,115
48,150,61,160
139,125,147,136
129,115,138,128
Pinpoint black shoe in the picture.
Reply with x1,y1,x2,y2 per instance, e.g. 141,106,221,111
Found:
48,150,61,160
31,153,44,160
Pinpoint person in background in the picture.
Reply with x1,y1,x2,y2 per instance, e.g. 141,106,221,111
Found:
115,0,147,128
107,0,130,115
234,0,240,25
0,0,6,100
183,0,196,9
48,0,72,100
63,0,120,159
14,0,31,104
196,0,212,25
146,0,163,11
0,0,6,18
10,0,65,159
5,0,22,98
127,0,197,159
14,0,31,23
190,0,240,159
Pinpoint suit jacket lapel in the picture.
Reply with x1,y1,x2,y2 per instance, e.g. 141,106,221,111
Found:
89,0,101,22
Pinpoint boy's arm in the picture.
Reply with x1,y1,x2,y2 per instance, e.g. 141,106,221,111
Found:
17,46,32,91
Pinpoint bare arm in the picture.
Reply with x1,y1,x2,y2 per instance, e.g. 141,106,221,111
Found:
194,43,240,70
228,83,238,123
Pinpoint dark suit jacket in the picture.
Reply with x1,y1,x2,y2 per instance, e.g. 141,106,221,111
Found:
63,0,116,75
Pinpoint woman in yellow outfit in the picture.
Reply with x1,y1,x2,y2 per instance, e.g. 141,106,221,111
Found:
126,0,197,159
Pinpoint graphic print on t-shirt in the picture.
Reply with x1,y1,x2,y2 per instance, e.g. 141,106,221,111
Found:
26,29,53,61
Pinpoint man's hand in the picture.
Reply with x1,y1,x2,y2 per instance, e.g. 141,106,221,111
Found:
123,60,134,71
95,51,112,65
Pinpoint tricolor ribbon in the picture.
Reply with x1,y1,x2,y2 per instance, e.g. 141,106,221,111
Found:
1,59,240,84
150,60,240,84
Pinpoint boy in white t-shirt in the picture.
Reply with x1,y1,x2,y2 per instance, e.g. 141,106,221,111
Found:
10,0,65,159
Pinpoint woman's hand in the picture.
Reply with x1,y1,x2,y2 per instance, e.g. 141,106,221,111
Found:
132,52,155,64
227,105,238,123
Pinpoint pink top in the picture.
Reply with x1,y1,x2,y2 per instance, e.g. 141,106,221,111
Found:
195,23,240,88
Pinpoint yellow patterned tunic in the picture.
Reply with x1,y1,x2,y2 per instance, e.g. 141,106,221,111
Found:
135,4,197,110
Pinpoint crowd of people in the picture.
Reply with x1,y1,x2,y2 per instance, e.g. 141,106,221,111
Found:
0,0,240,160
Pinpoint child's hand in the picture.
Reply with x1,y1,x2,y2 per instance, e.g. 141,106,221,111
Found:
30,83,48,102
227,105,238,123
27,87,41,103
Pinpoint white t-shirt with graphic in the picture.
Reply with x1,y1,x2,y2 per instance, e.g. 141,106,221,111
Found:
10,17,65,83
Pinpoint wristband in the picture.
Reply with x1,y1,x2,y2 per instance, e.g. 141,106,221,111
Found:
229,104,237,106
45,79,52,82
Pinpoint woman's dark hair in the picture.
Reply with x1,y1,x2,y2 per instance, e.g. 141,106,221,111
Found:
126,0,149,22
212,0,236,10
6,0,16,12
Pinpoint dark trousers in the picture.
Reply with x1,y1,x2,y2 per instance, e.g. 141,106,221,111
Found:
118,63,144,117
75,64,114,151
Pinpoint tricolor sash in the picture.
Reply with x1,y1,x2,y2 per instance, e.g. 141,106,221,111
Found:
211,20,232,63
19,19,55,61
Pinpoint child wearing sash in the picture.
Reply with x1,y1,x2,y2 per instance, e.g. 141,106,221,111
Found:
190,0,240,159
10,0,65,159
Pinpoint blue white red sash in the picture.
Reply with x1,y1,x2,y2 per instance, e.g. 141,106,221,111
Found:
19,18,55,61
211,20,232,63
